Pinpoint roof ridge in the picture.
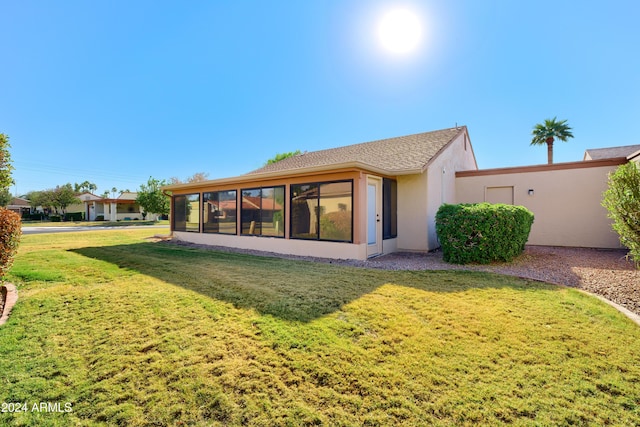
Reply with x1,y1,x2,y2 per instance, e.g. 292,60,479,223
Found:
248,126,466,175
301,126,464,153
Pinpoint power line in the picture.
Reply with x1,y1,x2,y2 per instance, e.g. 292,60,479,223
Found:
14,160,149,182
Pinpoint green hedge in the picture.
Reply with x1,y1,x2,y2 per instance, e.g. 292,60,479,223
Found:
22,213,44,221
435,203,534,264
64,212,84,221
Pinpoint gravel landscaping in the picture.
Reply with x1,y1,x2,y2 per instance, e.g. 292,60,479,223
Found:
360,246,640,317
168,240,640,317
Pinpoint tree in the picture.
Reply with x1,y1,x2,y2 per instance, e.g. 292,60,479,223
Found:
0,134,14,191
25,191,44,211
52,184,80,215
136,177,170,219
74,181,98,194
602,162,640,267
0,188,11,207
530,117,573,164
169,172,210,185
37,189,57,213
265,150,302,165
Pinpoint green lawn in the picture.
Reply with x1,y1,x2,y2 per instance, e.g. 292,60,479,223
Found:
2,230,640,426
21,220,170,228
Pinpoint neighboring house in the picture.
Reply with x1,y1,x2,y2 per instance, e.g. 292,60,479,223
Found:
164,126,478,260
65,192,103,218
583,144,640,161
7,197,31,216
83,192,145,221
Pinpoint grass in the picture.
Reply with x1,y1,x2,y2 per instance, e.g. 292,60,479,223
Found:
1,229,640,426
20,220,170,228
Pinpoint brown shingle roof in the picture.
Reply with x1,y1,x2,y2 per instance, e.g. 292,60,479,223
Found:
584,144,640,160
248,127,466,175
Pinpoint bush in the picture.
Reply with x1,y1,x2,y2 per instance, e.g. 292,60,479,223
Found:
64,212,84,221
50,215,61,222
22,213,44,221
0,208,21,280
602,162,640,267
436,203,534,264
95,215,105,221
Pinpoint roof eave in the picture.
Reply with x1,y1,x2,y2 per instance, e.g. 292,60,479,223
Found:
456,157,628,177
162,162,424,191
627,149,640,161
420,126,469,173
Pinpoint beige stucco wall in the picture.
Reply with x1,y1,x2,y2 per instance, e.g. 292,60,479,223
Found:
173,231,367,260
396,173,429,251
426,132,478,249
455,162,624,248
396,130,478,252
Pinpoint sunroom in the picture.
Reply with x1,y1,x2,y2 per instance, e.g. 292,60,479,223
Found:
167,169,397,260
163,126,477,260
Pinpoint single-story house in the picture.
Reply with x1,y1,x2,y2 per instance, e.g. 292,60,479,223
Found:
82,192,146,221
164,127,635,259
7,197,31,216
64,192,104,219
163,126,478,260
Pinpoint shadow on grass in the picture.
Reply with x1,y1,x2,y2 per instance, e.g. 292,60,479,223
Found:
70,241,559,322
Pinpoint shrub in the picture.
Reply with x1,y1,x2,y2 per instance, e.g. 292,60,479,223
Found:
436,203,534,264
21,213,44,221
95,215,105,221
50,215,61,222
602,162,640,267
0,208,21,280
64,212,84,221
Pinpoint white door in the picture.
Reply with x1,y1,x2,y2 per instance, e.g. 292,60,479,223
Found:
367,176,383,257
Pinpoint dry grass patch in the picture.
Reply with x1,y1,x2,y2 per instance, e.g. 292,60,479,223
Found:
1,229,639,426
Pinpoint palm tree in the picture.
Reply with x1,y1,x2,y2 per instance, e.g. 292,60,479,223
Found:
530,117,574,164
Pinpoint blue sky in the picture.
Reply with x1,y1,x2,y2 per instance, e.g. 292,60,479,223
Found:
2,1,639,195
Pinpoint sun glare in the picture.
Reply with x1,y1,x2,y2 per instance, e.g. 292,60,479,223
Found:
377,8,422,55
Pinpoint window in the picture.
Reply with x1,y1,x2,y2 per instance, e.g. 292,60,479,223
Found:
291,180,352,242
241,186,285,237
291,184,318,239
383,178,397,239
173,194,200,232
203,190,237,234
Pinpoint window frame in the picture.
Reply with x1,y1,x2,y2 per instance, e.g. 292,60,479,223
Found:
289,179,353,243
382,178,397,240
173,193,201,233
202,190,238,235
240,185,286,238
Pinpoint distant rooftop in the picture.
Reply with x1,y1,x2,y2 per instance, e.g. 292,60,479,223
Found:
584,144,640,161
